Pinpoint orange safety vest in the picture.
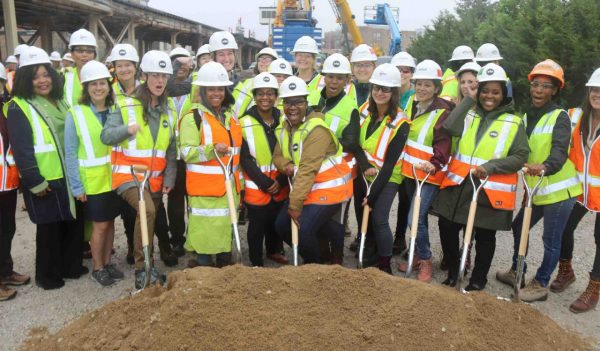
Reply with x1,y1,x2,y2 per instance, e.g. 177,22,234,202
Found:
185,109,242,197
570,118,600,212
0,133,19,191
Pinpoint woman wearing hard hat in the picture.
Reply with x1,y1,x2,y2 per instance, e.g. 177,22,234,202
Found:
397,60,454,282
0,62,28,300
357,63,410,273
474,43,513,98
440,45,475,103
553,67,600,313
195,44,212,69
292,36,320,86
273,76,353,264
390,51,416,111
456,61,481,104
64,60,122,287
7,47,86,290
4,54,20,95
168,47,193,116
434,63,529,290
268,58,293,113
101,50,177,289
350,44,377,107
181,61,241,268
232,47,278,118
61,53,74,72
240,72,289,266
65,29,98,107
49,51,62,70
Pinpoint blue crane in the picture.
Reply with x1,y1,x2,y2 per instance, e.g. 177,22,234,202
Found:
364,3,402,56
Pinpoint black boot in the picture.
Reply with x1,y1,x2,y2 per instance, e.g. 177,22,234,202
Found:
159,242,178,267
215,252,233,268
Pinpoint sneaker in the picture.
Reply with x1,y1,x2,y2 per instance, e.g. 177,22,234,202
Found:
0,283,16,301
91,268,116,287
105,263,124,280
519,279,548,302
0,271,31,286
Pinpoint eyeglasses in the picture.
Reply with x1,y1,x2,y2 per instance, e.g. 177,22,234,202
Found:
147,72,170,81
258,56,274,62
354,63,374,69
283,99,307,107
73,48,95,54
399,68,413,74
530,81,555,90
372,85,392,93
255,91,277,98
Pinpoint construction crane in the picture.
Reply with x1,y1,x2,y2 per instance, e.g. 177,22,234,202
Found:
328,0,363,55
271,0,322,61
364,3,402,56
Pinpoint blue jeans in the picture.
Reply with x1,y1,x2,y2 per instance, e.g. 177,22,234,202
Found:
275,202,343,264
407,183,439,260
510,197,576,287
368,183,399,257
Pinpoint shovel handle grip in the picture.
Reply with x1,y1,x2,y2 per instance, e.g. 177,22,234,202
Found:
132,165,149,173
360,205,371,234
409,196,421,240
138,200,149,247
224,179,238,223
518,206,532,256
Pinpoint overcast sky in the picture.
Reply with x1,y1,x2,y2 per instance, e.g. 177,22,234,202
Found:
148,0,458,41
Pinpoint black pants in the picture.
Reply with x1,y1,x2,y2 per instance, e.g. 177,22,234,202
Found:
167,160,187,246
0,190,17,277
560,202,600,280
120,197,136,249
439,216,496,285
35,201,84,284
247,201,284,266
155,201,173,249
395,180,411,241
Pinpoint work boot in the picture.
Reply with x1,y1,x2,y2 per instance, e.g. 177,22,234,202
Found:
377,256,392,274
0,283,16,301
550,259,576,293
392,234,407,255
330,248,343,265
266,253,289,265
215,252,232,268
519,279,548,302
398,254,420,273
495,268,525,288
159,243,178,267
569,275,600,313
0,271,31,286
417,259,433,283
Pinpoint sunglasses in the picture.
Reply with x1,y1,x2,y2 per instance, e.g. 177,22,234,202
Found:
372,85,392,93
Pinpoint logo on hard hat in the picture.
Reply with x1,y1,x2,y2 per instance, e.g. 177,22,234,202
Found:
486,68,495,75
119,49,126,56
289,83,297,90
333,60,341,68
219,73,227,80
263,76,270,82
280,63,286,69
159,60,167,68
221,38,229,45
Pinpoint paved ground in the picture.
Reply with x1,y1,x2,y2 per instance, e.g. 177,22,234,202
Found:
1,194,599,350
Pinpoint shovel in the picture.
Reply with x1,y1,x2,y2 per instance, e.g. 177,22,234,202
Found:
513,168,545,302
405,163,432,277
358,169,378,269
130,165,151,294
287,175,299,266
457,170,489,292
214,148,243,264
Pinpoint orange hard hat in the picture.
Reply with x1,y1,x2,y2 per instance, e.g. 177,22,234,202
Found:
528,59,564,88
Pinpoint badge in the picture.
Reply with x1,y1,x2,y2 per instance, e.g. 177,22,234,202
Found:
280,63,286,69
162,120,169,128
292,143,299,151
486,68,495,75
221,38,229,45
289,83,296,90
119,49,126,56
263,76,270,82
333,60,340,67
489,131,499,138
159,60,167,68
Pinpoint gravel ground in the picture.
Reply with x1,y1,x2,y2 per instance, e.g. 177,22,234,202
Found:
1,193,599,350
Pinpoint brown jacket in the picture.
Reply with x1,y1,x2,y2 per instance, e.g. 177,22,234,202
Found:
273,111,338,212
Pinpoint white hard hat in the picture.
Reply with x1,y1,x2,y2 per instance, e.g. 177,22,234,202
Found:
255,47,278,61
196,44,211,58
13,44,29,57
412,59,443,80
475,43,503,62
80,60,112,84
456,61,481,78
63,53,74,62
390,51,416,68
0,63,6,80
139,50,173,75
477,63,508,83
449,45,475,62
279,76,309,98
209,31,238,52
291,36,319,55
109,43,139,63
268,58,293,76
49,51,62,62
369,63,401,87
585,68,600,87
69,28,97,49
321,53,351,75
192,61,232,86
169,47,191,59
253,72,279,91
19,46,51,68
5,55,17,64
351,44,377,62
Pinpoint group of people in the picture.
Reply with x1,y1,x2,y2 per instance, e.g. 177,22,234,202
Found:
0,29,598,316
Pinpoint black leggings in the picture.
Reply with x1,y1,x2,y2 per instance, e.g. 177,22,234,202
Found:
438,216,496,285
559,202,600,280
246,201,284,266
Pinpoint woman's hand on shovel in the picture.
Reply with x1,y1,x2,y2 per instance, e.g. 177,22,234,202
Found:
288,208,301,227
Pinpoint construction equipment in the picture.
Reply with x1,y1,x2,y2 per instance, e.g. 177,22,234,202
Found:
364,3,402,56
328,0,364,55
130,165,151,294
271,0,322,61
405,164,432,277
358,170,378,269
214,148,243,264
457,170,489,292
514,168,545,302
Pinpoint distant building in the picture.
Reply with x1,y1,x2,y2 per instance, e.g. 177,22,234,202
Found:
322,26,419,56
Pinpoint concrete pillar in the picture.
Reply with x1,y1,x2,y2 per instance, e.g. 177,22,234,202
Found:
39,20,53,52
2,0,19,56
88,15,99,39
170,32,179,49
128,22,136,44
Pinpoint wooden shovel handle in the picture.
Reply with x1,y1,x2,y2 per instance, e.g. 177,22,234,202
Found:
132,165,149,173
361,205,370,234
518,207,532,256
224,179,237,223
463,200,477,245
409,196,421,240
138,199,149,247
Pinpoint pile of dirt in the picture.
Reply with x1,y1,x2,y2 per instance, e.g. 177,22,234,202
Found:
21,265,592,351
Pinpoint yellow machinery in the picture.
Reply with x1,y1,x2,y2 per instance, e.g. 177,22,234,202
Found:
328,0,364,54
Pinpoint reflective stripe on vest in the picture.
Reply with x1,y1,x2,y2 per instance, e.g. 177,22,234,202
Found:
568,108,583,131
0,132,19,191
64,69,81,107
525,109,582,205
189,207,230,217
570,117,600,212
232,79,254,118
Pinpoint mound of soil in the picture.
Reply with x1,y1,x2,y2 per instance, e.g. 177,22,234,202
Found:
21,265,592,351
